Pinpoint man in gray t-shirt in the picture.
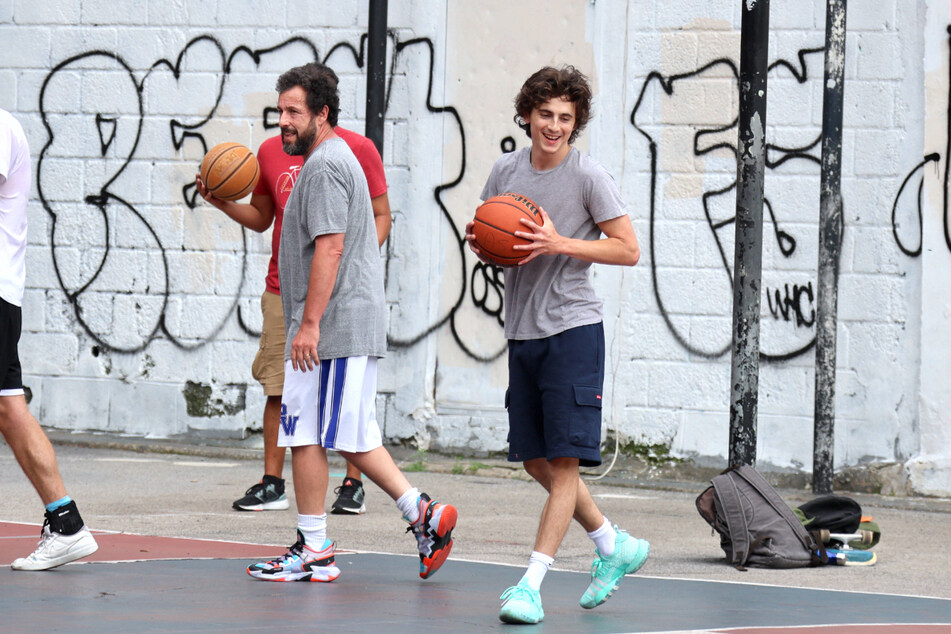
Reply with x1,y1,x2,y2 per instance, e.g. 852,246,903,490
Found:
279,136,386,361
248,63,457,585
467,66,648,625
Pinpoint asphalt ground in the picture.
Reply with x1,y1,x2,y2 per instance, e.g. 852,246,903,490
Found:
2,432,951,631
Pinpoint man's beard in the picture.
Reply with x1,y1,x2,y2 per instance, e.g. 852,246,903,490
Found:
282,120,317,156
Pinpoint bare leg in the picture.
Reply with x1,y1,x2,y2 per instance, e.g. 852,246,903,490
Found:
523,457,604,537
344,460,363,480
0,395,68,505
290,445,328,515
337,447,412,500
526,457,588,557
262,394,286,478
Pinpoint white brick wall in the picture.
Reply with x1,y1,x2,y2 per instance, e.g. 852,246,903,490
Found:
3,0,949,494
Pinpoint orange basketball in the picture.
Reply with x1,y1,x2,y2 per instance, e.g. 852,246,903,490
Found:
199,142,260,201
472,193,543,267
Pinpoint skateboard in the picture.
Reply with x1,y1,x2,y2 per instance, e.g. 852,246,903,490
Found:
816,528,879,566
822,547,877,566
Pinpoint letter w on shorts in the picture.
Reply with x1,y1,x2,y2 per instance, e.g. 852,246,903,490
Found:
278,356,383,452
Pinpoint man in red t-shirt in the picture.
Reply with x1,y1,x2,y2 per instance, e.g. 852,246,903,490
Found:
197,127,388,515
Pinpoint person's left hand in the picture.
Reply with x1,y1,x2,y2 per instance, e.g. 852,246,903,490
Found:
513,208,562,265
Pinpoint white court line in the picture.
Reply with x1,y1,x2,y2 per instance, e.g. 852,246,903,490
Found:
633,573,951,602
0,535,41,540
94,457,162,463
702,625,951,633
93,457,238,467
593,493,657,500
93,512,241,520
2,518,286,545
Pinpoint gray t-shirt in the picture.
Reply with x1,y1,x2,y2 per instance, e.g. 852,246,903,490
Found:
278,136,386,360
480,147,627,340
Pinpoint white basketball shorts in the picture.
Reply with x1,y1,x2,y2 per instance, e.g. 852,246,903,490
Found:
277,356,383,452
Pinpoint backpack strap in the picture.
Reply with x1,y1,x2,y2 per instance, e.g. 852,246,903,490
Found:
732,465,822,565
710,470,753,569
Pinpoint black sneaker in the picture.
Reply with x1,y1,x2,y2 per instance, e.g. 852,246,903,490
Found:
330,478,366,515
233,476,289,511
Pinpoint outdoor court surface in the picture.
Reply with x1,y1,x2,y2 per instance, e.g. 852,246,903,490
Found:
2,521,951,632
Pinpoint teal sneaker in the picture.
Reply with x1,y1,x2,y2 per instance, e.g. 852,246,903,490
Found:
580,528,650,609
499,580,544,624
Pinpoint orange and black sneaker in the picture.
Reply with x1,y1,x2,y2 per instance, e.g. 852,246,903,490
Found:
406,493,457,579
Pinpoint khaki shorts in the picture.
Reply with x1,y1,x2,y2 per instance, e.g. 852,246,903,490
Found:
251,290,286,396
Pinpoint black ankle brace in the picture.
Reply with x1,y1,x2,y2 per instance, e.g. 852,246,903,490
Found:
45,500,84,535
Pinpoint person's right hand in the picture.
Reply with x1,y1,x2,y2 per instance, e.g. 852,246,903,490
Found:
195,174,226,210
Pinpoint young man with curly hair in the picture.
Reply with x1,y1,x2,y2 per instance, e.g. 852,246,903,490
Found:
467,66,649,624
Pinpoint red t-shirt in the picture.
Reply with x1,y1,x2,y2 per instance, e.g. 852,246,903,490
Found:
253,127,388,295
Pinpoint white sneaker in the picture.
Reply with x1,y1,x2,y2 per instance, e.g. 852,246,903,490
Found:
11,525,99,571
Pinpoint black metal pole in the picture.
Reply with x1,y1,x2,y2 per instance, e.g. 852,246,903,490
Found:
729,0,770,467
813,0,847,495
365,0,387,155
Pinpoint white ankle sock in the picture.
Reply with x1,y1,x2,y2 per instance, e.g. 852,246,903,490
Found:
587,517,617,557
396,487,421,524
521,551,554,591
298,513,328,549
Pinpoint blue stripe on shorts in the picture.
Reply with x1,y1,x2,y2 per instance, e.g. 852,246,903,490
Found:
318,358,347,449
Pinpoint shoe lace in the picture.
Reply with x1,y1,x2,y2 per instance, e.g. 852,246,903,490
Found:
334,482,357,497
267,537,306,566
405,494,443,556
405,522,435,555
500,584,535,603
28,521,55,554
244,481,267,496
590,557,605,577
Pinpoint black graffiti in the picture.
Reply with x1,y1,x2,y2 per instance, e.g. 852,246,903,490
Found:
631,47,835,362
463,136,518,330
945,25,951,254
40,50,166,353
470,263,505,327
766,283,815,328
36,33,507,362
378,37,506,362
892,153,940,257
893,26,951,257
39,39,350,352
946,33,951,253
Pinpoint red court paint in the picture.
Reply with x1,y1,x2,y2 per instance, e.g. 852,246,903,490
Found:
1,521,282,565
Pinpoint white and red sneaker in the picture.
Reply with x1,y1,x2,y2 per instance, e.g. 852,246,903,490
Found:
247,530,341,582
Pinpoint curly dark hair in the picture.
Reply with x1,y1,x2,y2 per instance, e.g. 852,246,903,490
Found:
275,62,340,127
514,65,592,144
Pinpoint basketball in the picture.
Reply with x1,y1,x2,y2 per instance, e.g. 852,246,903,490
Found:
471,193,543,267
199,142,260,201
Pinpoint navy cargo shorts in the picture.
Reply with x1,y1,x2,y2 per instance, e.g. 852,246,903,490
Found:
505,322,605,467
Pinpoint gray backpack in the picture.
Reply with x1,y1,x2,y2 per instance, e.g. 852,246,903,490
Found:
696,465,821,569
